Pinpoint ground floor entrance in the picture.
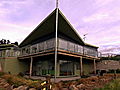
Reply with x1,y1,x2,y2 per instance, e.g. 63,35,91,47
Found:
31,55,79,76
20,54,97,77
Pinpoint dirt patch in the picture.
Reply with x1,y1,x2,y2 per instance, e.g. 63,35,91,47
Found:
52,76,114,90
0,73,114,90
0,78,12,90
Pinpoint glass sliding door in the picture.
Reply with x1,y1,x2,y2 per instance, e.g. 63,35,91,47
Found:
34,60,54,76
59,60,74,76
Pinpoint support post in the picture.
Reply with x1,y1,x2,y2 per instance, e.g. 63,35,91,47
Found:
80,56,83,76
94,59,96,75
29,57,33,78
30,46,32,54
54,8,59,82
37,44,39,52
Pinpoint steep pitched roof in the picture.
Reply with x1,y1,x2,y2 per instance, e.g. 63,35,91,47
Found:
19,8,85,47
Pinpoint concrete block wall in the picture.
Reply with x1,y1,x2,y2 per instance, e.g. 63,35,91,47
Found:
97,60,120,71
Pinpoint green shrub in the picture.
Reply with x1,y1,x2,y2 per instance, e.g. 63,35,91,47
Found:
0,88,5,90
1,74,43,89
17,72,25,77
94,79,120,90
0,72,5,77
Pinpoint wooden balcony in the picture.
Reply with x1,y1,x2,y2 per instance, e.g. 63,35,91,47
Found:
0,50,20,58
18,38,99,60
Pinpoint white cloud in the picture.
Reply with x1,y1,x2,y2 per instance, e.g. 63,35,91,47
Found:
82,0,120,24
0,22,33,43
95,0,114,7
83,12,109,22
0,0,120,54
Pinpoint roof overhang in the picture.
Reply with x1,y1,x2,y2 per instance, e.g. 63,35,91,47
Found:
19,9,86,47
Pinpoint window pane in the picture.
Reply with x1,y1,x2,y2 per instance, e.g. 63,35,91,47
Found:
59,39,68,50
68,42,74,52
38,42,44,51
74,44,78,52
46,39,55,49
78,45,83,54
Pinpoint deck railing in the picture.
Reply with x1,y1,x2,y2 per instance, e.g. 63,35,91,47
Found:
0,50,20,57
58,38,98,57
19,38,98,57
20,38,55,56
0,38,98,57
98,52,120,60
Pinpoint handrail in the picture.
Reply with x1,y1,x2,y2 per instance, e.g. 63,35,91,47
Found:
98,52,120,60
19,38,98,57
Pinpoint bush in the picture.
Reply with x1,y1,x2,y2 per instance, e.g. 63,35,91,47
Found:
81,75,89,78
1,74,43,89
94,78,120,90
0,72,5,77
17,72,24,77
116,69,120,73
0,88,5,90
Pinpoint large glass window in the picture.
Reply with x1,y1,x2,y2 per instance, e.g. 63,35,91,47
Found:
78,45,83,54
59,39,68,50
38,42,44,51
59,60,74,76
46,39,55,49
31,45,37,53
26,47,30,54
33,60,54,76
20,38,98,57
84,46,97,57
58,38,84,54
68,42,74,52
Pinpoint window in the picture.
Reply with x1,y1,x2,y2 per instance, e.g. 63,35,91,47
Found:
59,39,68,50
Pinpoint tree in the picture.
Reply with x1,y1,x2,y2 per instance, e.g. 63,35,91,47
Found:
7,40,10,44
14,42,18,46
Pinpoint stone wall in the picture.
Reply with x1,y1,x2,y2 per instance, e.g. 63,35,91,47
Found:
97,60,120,71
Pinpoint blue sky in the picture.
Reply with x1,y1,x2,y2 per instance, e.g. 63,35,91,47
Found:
0,0,120,54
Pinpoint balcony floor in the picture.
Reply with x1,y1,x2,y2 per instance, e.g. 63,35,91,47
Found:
18,49,100,61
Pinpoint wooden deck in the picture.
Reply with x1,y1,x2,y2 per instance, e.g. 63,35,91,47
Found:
18,49,100,60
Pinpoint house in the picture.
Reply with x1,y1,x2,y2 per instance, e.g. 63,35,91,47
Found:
18,8,99,78
97,60,120,72
0,43,25,74
96,54,120,74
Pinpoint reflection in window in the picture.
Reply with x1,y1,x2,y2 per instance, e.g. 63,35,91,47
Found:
68,42,74,52
60,60,74,76
78,45,83,54
59,39,68,50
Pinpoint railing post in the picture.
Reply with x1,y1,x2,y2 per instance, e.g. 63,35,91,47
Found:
83,46,84,55
30,46,32,54
37,44,39,52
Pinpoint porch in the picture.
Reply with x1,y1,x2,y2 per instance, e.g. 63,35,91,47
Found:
18,49,99,79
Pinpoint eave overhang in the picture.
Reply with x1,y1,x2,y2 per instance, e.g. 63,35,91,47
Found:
19,9,85,47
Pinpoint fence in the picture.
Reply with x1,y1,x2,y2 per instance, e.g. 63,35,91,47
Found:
20,38,98,57
98,52,120,60
0,50,20,57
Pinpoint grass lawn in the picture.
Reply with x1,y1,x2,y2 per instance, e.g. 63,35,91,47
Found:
94,78,120,90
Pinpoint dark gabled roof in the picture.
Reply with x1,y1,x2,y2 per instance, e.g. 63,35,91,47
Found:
19,8,85,47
